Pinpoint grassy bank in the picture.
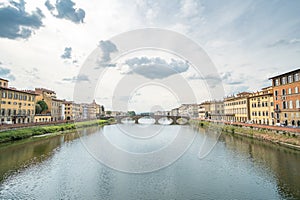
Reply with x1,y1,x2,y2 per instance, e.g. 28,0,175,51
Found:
0,119,112,143
190,120,300,150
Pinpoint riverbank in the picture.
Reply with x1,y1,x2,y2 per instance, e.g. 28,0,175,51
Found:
0,119,113,144
190,120,300,151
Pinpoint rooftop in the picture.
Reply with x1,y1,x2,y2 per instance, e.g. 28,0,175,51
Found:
269,68,300,80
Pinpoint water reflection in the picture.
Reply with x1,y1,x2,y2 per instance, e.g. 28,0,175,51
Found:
0,125,299,199
219,132,300,199
0,126,101,182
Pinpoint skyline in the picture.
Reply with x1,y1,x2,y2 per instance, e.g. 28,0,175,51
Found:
1,0,300,111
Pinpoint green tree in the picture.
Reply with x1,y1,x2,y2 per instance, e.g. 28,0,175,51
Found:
37,100,48,113
35,104,42,114
127,111,136,116
106,111,112,116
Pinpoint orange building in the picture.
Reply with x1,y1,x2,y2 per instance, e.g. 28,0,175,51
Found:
269,69,300,126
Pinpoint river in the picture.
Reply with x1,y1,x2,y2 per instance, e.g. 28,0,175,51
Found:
0,124,299,199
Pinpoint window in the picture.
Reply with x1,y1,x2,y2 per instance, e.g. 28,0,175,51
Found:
289,101,293,109
2,91,6,98
8,109,11,116
283,101,287,109
288,75,293,83
295,87,299,94
275,79,279,86
8,92,12,99
1,109,5,116
288,88,292,94
294,73,299,81
282,77,286,84
271,102,274,106
266,111,269,116
275,90,278,96
296,100,300,108
282,89,286,96
14,93,18,99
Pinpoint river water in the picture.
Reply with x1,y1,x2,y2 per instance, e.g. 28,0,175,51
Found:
0,124,299,199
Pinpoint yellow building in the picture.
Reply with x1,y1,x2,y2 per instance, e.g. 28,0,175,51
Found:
35,88,56,116
34,115,52,123
63,101,82,120
0,78,37,124
35,88,65,121
249,86,275,125
224,92,251,123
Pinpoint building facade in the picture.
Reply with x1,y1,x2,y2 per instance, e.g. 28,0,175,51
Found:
198,101,211,119
178,104,199,118
270,69,300,126
224,92,251,123
51,98,65,121
249,87,275,125
0,78,36,124
210,100,225,120
35,88,56,116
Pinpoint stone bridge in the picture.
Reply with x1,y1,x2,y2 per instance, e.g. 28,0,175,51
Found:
114,115,190,125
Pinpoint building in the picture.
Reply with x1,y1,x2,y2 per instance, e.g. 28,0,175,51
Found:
178,104,199,118
0,78,37,124
34,115,52,123
171,108,179,116
269,69,300,126
35,88,56,116
35,88,66,121
249,86,275,125
224,92,251,123
52,98,65,121
210,100,225,120
63,101,82,120
198,101,211,119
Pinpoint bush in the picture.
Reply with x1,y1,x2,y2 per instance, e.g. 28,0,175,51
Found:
0,119,108,143
231,127,235,134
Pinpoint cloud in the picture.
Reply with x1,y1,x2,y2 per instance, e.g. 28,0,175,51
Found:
96,40,118,67
45,0,85,23
0,0,44,39
98,40,118,62
267,38,300,48
0,66,16,81
220,71,246,85
122,57,189,79
62,74,90,83
25,67,40,80
61,47,72,59
179,0,204,19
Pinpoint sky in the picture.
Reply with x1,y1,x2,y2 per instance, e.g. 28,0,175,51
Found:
0,0,300,112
